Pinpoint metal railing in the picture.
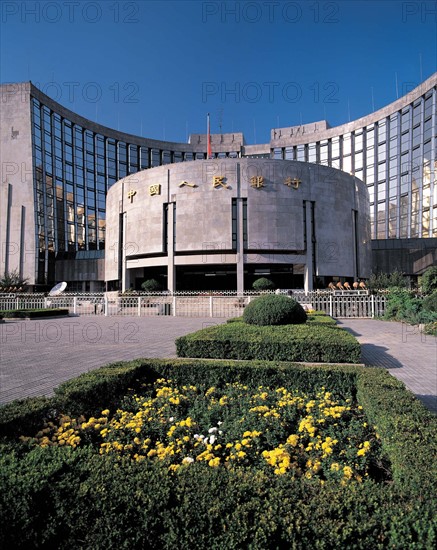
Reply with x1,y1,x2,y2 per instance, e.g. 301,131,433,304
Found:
0,291,387,318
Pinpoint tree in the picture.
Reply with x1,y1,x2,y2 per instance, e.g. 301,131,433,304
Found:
367,270,407,292
0,269,29,290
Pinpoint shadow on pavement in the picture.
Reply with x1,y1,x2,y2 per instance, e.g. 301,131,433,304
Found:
336,321,362,338
415,395,437,414
359,343,404,369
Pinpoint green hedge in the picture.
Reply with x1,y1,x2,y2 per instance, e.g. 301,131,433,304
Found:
0,308,69,319
176,320,361,363
243,294,307,325
0,359,435,548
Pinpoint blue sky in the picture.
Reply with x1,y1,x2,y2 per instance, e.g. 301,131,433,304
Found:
1,0,436,144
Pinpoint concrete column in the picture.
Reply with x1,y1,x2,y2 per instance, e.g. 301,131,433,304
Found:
352,209,358,280
236,163,244,294
121,212,128,292
237,199,244,294
167,203,176,293
304,201,313,292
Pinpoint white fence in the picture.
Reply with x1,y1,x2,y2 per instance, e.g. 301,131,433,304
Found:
0,291,387,318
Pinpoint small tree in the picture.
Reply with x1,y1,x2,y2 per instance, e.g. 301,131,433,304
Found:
367,270,407,292
0,269,29,290
141,278,162,292
252,277,275,291
420,266,437,295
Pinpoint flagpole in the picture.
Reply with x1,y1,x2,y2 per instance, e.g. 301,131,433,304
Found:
207,113,212,159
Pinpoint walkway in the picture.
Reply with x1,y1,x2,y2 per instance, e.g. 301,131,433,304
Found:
0,316,225,404
1,317,436,414
338,319,437,413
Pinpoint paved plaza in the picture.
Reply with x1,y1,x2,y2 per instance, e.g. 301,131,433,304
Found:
0,316,436,413
338,319,437,413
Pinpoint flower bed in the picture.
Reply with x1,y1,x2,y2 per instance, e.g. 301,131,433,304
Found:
0,359,435,548
19,379,386,485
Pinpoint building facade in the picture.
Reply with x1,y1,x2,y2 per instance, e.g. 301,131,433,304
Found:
105,159,370,292
0,74,436,290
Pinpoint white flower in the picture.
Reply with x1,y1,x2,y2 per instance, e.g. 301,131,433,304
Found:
217,421,223,425
194,434,200,440
208,427,218,433
182,457,194,464
218,431,223,435
169,417,174,422
209,435,216,445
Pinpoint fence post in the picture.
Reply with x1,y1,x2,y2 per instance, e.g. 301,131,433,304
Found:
371,295,375,318
209,296,213,317
173,296,176,316
329,295,333,317
104,294,108,317
73,297,77,315
138,297,141,317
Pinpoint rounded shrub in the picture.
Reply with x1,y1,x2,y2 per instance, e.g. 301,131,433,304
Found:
243,294,307,326
252,277,275,291
141,278,162,292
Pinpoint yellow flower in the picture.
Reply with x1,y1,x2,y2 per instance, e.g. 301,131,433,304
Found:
286,434,299,446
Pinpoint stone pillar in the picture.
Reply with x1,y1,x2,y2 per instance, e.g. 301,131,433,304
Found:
304,201,313,292
121,212,128,292
236,163,244,294
237,198,244,294
167,202,176,293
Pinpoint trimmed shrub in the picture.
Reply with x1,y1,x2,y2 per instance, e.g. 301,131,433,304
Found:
0,308,69,319
243,294,307,326
176,320,361,363
0,359,435,549
252,277,275,291
141,278,161,292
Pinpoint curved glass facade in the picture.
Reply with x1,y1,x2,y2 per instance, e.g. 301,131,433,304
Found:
271,83,436,243
1,74,436,287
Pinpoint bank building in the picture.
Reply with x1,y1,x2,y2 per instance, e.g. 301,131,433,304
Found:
0,74,436,292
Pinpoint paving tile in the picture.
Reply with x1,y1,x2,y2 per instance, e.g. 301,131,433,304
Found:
338,319,437,414
0,316,436,414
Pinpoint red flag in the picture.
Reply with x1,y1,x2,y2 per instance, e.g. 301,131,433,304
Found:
207,113,212,159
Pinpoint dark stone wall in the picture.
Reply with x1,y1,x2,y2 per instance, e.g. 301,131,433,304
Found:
372,238,437,276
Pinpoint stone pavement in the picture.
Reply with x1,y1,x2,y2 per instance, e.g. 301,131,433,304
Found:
0,316,224,405
338,318,437,413
0,316,436,414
